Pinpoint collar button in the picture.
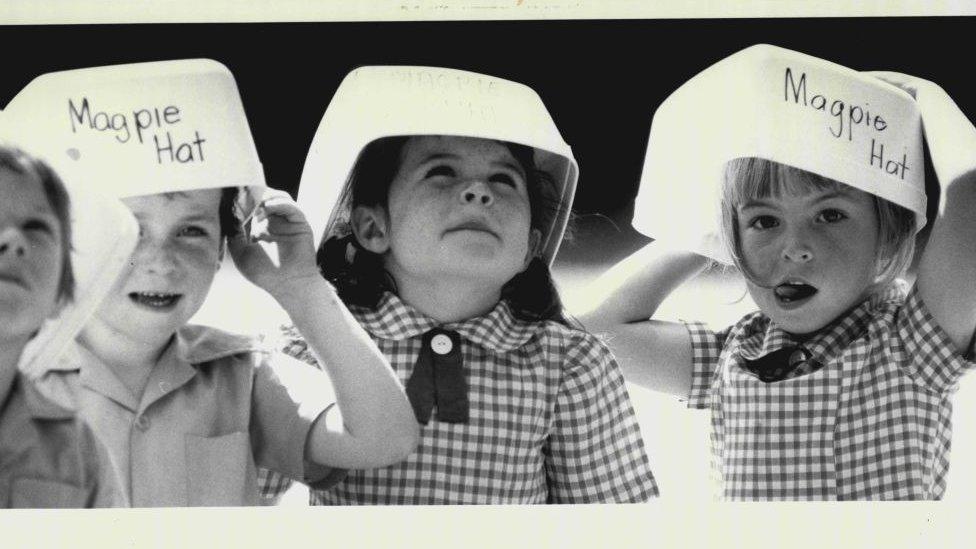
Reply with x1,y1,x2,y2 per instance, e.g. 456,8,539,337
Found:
430,334,453,355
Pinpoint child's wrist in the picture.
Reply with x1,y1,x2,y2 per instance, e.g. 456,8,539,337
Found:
269,273,334,304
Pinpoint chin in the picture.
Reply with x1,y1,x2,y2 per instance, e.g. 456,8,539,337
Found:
769,306,841,336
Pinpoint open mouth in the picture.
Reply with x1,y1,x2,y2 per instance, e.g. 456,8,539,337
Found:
129,291,182,310
773,281,818,304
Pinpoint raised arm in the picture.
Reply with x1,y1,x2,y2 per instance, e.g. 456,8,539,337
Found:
871,73,976,355
576,241,710,398
230,190,419,469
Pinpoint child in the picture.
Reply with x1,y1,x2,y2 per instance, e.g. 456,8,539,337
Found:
9,60,419,506
261,66,657,504
581,45,976,500
0,141,126,507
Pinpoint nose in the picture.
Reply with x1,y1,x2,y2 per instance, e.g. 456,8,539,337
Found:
0,227,28,259
781,227,814,263
459,180,494,207
132,236,178,276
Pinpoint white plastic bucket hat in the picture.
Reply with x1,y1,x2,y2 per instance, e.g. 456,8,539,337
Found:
3,59,266,223
633,44,926,263
297,65,579,266
0,111,138,379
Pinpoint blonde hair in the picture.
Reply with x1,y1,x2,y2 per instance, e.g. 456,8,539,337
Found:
720,157,916,292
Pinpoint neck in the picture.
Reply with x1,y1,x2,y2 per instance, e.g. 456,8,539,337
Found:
0,335,28,407
78,317,173,394
391,269,503,323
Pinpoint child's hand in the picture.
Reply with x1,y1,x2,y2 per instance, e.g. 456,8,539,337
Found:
227,189,320,300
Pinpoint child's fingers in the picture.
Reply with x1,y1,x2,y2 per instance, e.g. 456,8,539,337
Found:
264,213,312,236
257,197,308,224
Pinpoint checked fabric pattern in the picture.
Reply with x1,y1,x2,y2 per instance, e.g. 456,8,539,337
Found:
684,282,976,500
260,291,657,504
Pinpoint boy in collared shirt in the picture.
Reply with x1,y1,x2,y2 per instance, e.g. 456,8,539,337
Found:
0,143,127,508
12,60,418,506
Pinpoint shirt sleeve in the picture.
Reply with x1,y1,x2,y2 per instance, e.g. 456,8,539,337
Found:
897,285,976,393
544,331,658,503
680,320,727,409
256,467,292,501
249,350,345,488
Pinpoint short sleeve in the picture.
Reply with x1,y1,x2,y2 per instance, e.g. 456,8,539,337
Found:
256,328,348,501
249,351,342,486
681,321,727,409
256,467,292,501
897,285,976,393
545,332,658,503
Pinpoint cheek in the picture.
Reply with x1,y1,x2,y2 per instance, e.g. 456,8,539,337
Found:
500,193,532,226
738,235,775,271
30,242,64,291
176,241,222,281
389,188,440,230
826,224,877,265
743,280,770,306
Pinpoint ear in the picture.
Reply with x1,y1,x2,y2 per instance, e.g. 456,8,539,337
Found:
522,228,543,269
351,205,392,254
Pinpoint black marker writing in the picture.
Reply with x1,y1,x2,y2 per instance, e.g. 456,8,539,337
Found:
154,131,206,164
69,97,132,144
869,138,909,180
784,67,888,142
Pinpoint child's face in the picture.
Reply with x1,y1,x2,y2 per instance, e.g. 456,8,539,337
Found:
738,184,880,335
93,189,223,344
370,136,537,287
0,168,64,341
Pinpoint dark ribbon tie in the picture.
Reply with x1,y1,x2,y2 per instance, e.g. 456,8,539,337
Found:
405,328,468,424
742,345,820,383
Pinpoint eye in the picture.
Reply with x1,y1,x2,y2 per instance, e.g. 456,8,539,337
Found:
747,215,779,230
424,165,456,179
488,172,520,188
179,225,210,237
23,218,54,235
816,209,847,224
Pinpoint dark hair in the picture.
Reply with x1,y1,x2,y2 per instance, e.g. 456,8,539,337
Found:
317,135,566,322
0,145,75,303
219,186,241,240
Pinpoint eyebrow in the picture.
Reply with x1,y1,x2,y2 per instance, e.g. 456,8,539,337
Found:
740,189,854,210
421,153,461,163
493,160,525,176
130,212,217,224
179,213,220,224
739,198,776,210
24,202,57,217
809,190,854,204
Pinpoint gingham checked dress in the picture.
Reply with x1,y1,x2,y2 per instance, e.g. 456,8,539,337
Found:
685,283,976,500
261,291,657,504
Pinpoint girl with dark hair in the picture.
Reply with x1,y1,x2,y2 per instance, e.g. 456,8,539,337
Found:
260,66,657,504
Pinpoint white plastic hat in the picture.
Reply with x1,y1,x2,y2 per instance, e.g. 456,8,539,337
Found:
0,112,138,379
3,59,265,222
633,44,926,263
297,65,579,265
